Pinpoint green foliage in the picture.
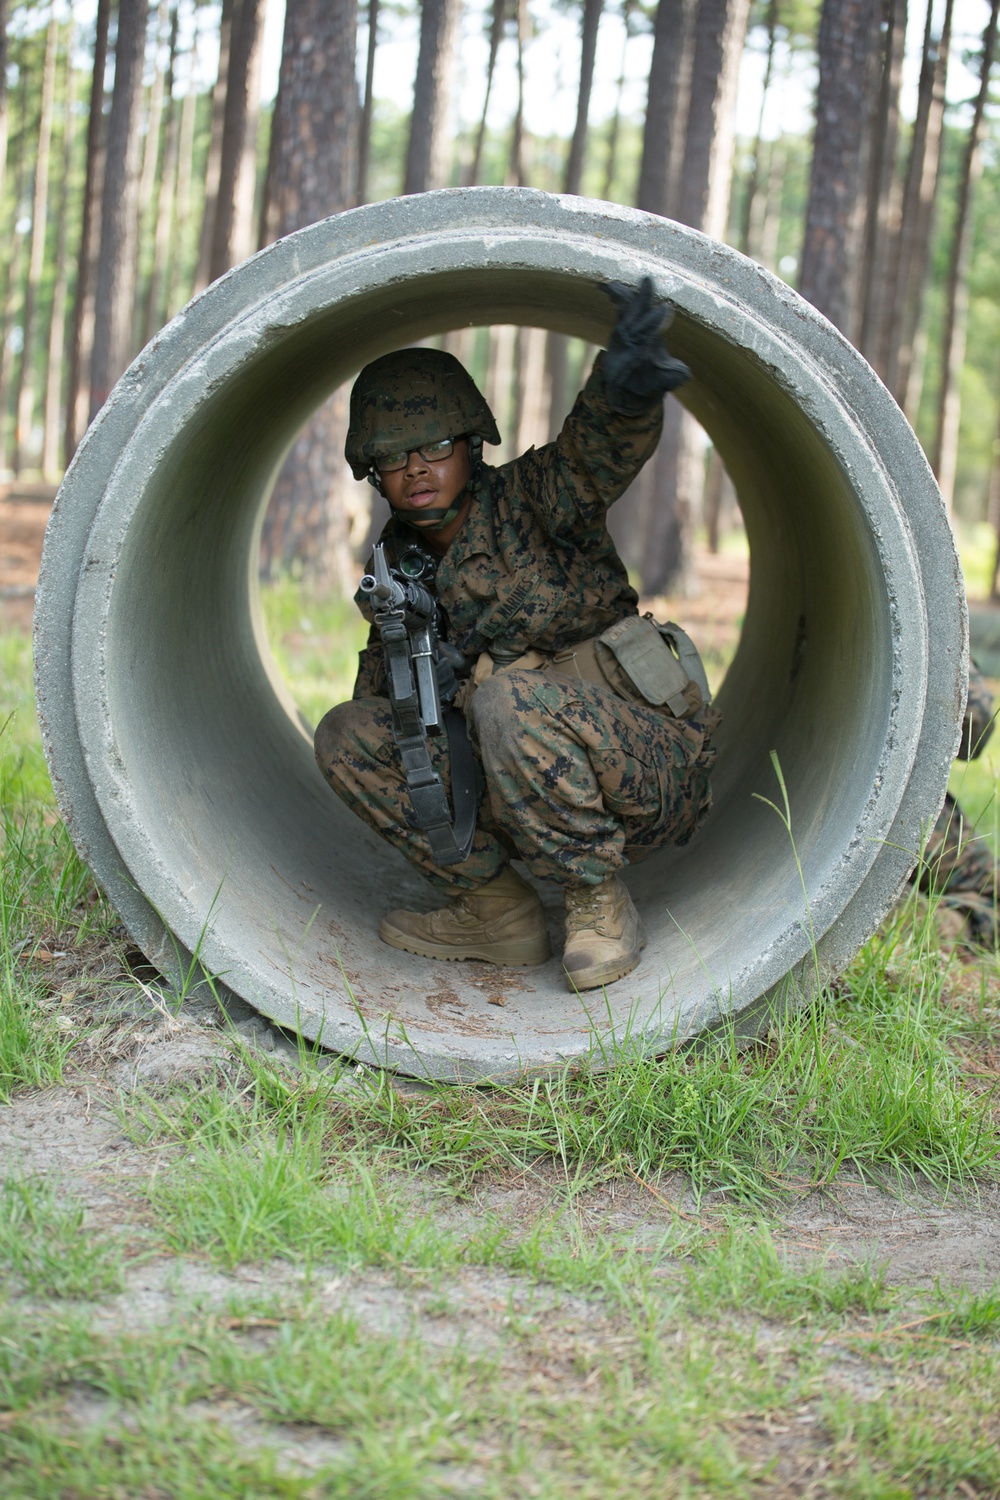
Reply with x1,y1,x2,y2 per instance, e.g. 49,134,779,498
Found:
259,576,369,728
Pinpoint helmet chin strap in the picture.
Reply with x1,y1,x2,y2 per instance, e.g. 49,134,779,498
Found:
406,500,463,530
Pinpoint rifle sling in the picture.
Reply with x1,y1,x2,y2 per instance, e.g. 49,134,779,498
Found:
393,711,476,865
373,578,477,866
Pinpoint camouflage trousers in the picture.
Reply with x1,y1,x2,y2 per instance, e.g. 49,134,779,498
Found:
314,668,717,892
915,791,998,944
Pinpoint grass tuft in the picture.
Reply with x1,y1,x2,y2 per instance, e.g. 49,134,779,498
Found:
0,1177,125,1299
679,1218,892,1321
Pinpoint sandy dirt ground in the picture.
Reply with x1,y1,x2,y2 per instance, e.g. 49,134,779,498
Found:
0,482,57,633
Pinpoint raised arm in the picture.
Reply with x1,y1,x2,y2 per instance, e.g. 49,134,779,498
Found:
511,278,691,538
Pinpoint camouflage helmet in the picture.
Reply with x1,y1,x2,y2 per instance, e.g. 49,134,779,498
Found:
345,348,501,480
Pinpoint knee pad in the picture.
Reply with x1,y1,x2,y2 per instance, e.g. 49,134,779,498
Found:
468,671,522,753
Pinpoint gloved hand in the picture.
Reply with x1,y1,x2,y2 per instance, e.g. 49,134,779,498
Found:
435,640,470,706
602,276,691,415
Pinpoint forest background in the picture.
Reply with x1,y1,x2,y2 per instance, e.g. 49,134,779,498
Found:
2,0,1000,599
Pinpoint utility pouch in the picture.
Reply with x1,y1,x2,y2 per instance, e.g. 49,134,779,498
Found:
595,614,712,721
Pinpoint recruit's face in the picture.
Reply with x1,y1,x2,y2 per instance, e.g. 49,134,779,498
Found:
380,439,471,528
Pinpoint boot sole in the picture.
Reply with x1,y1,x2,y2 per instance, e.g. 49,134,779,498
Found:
564,921,647,992
379,919,551,967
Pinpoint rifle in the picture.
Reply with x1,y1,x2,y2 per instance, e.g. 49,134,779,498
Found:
358,543,476,865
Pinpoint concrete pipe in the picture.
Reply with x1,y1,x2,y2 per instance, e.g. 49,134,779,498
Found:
35,188,965,1082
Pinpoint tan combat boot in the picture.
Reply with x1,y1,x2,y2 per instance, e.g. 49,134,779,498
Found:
380,866,551,966
562,875,645,991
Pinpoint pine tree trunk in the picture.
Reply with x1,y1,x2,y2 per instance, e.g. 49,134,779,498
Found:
563,0,603,194
547,0,604,440
194,0,234,292
403,0,461,193
601,0,634,200
798,0,881,339
740,0,779,255
42,39,76,481
89,0,151,421
209,0,266,281
0,58,30,470
635,0,695,217
675,0,751,238
0,0,9,207
257,0,359,585
356,0,379,203
932,0,1000,513
168,40,198,318
885,0,953,409
757,138,786,269
640,0,750,599
135,0,170,273
144,3,180,343
64,0,111,464
515,324,550,455
466,0,504,186
14,16,58,474
506,0,528,187
703,447,725,552
610,0,696,575
485,323,517,463
858,0,907,375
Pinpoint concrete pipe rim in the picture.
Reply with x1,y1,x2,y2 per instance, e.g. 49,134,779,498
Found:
34,187,966,1083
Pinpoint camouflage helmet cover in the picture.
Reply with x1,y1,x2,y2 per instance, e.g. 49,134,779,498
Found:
345,347,501,480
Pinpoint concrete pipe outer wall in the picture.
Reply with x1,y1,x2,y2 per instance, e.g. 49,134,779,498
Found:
35,188,965,1083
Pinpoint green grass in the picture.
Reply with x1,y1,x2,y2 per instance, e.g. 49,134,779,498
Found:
1,637,104,1097
1,637,103,951
0,1176,125,1298
328,972,1000,1201
1,1286,999,1498
259,575,369,728
679,1218,892,1320
0,1299,764,1497
114,1016,996,1316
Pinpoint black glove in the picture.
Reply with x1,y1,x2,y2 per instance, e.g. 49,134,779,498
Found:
602,276,691,415
435,640,469,706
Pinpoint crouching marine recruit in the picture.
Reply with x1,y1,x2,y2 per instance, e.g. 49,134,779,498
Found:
314,280,721,991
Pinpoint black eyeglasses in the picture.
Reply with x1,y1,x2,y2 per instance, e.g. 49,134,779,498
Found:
375,437,455,473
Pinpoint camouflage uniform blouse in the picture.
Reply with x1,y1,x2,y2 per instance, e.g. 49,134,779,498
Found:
352,353,662,698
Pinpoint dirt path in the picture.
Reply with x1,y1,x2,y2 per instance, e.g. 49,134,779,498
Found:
3,964,1000,1492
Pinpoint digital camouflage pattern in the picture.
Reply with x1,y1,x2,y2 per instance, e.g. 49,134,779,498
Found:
917,662,998,944
345,347,501,479
960,662,995,760
315,668,716,891
351,353,662,696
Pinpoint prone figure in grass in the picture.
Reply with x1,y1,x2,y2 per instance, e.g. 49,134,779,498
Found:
314,279,720,992
913,662,999,948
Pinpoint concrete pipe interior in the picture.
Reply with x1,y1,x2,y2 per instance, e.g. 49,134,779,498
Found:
35,189,965,1082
